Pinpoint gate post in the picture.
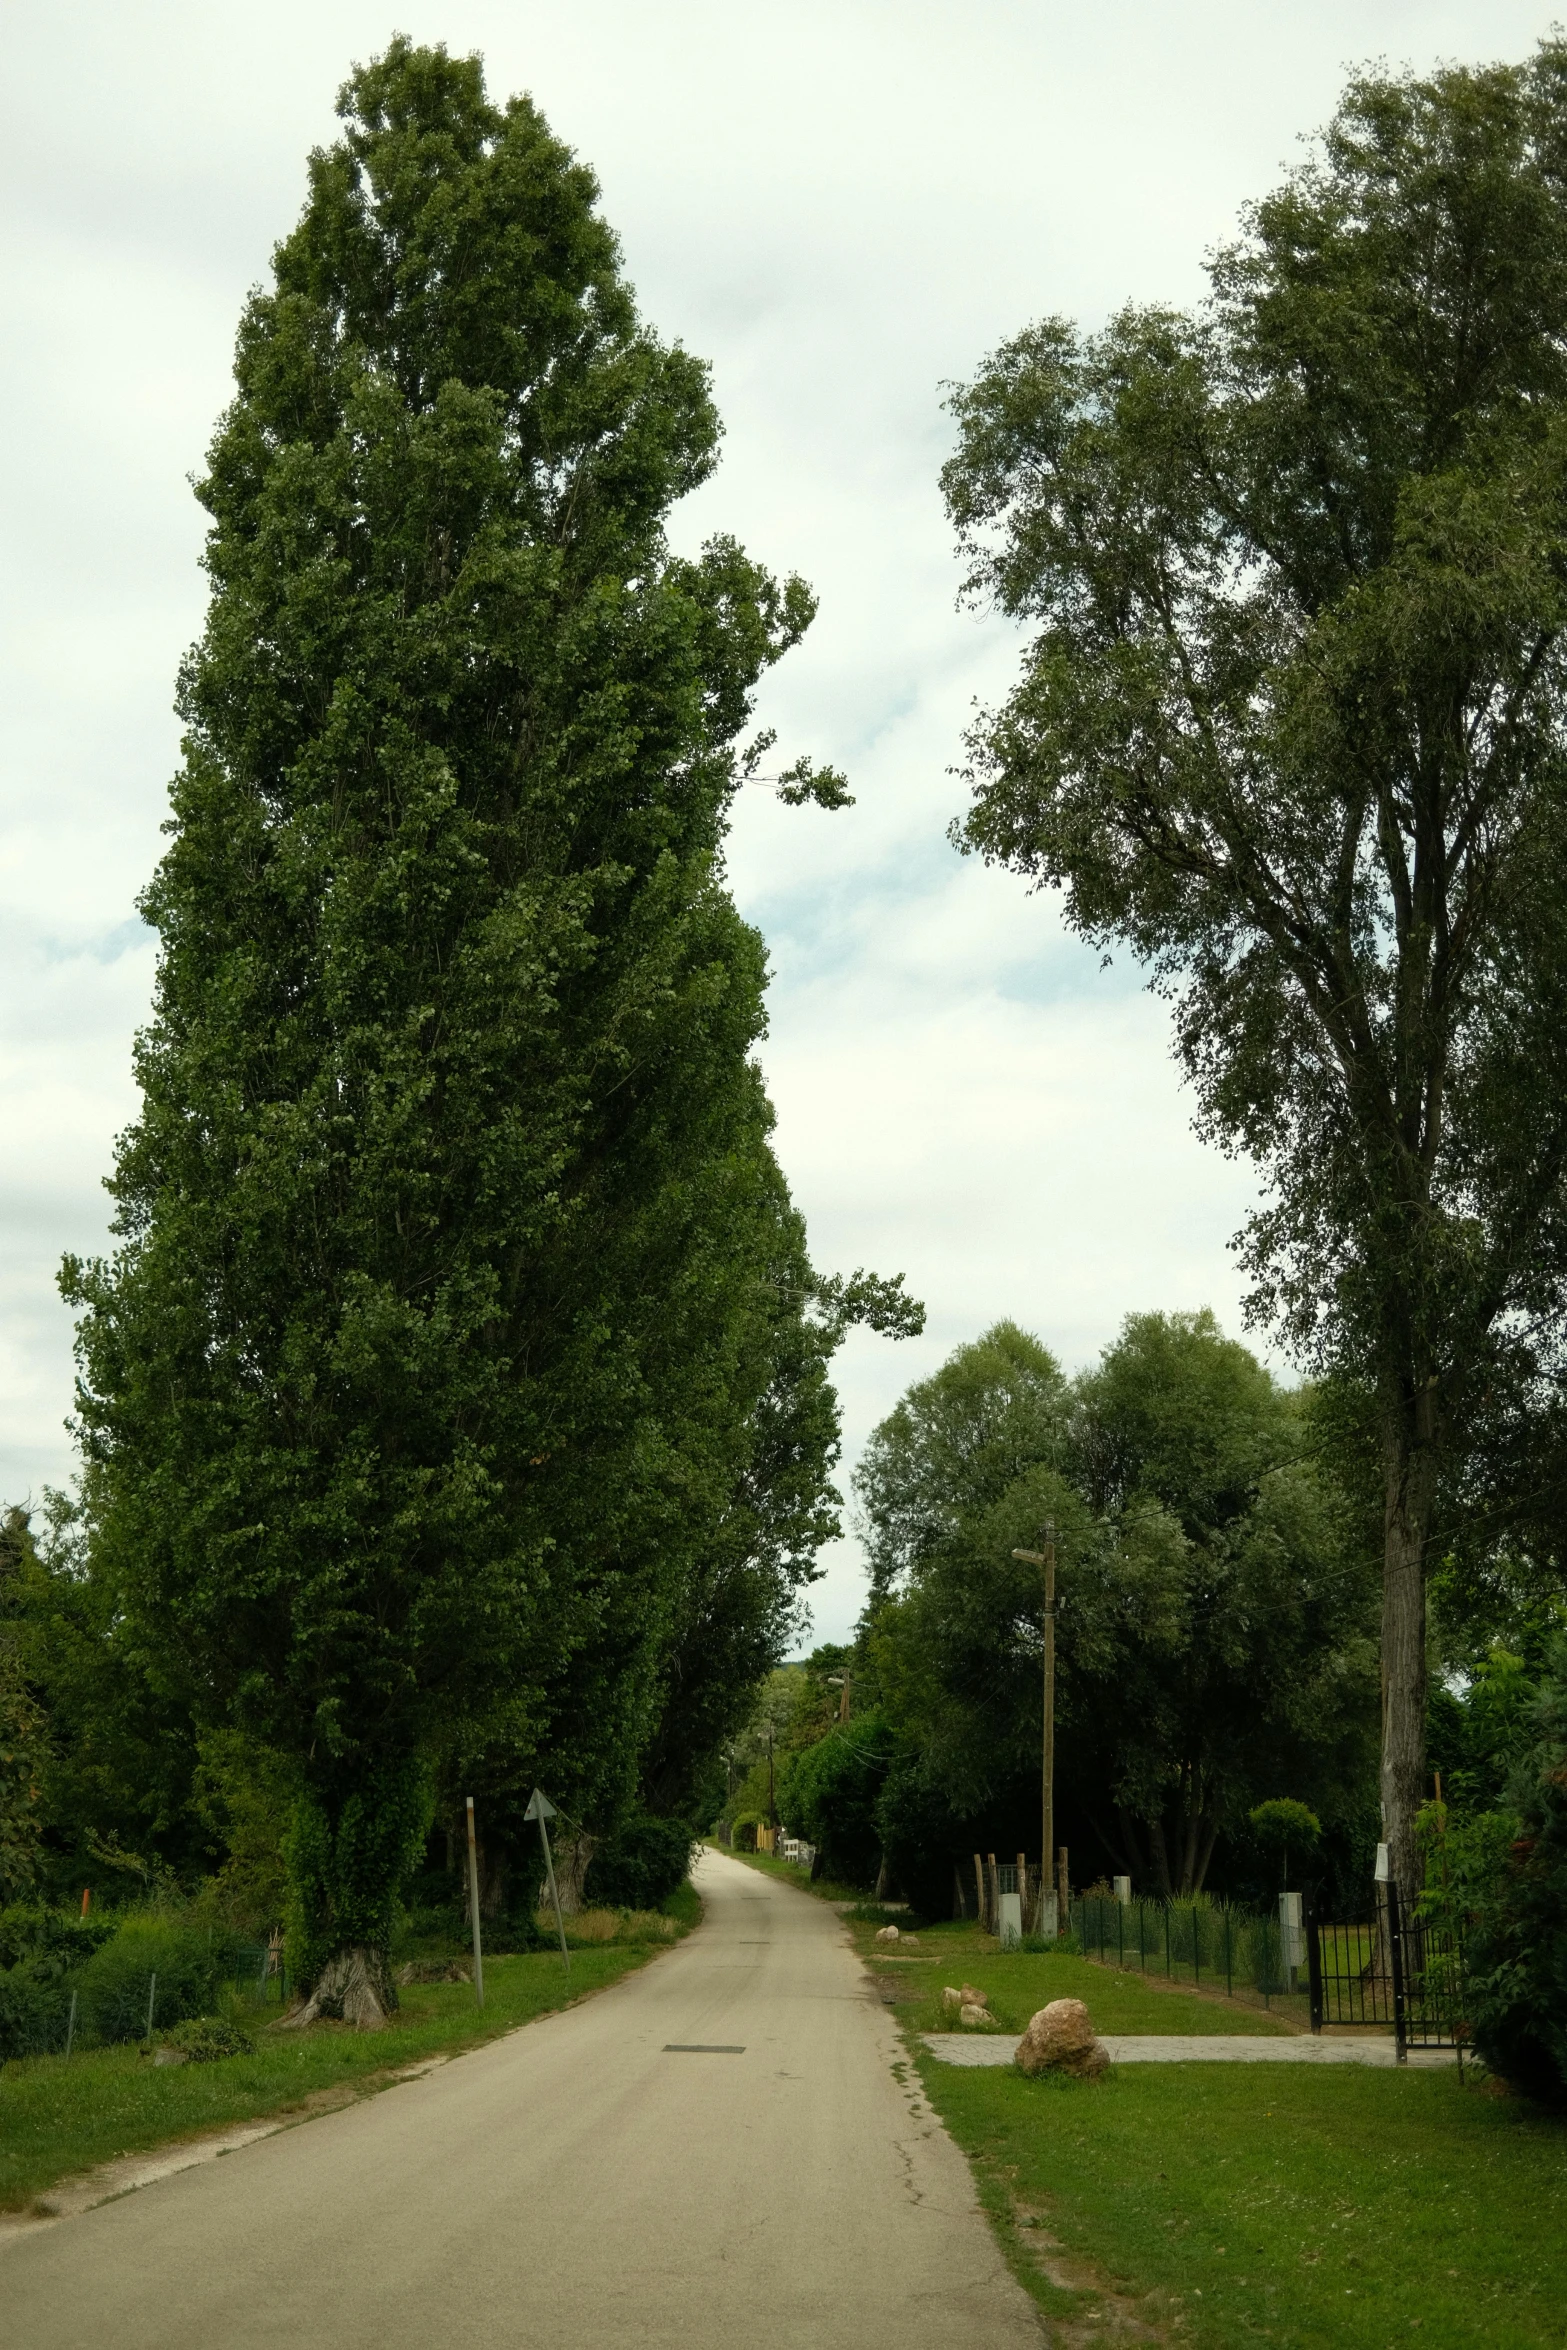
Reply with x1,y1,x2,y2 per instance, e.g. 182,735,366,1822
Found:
1386,1880,1408,2064
1304,1894,1323,2034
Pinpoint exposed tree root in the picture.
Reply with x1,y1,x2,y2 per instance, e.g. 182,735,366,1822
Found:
278,1945,395,2031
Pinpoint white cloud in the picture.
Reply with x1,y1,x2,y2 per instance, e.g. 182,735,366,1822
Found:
2,0,1556,1630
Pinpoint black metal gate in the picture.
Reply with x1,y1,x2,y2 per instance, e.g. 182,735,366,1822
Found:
1305,1882,1466,2062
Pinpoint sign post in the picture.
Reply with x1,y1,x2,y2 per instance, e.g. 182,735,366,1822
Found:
525,1788,571,1971
464,1795,485,2009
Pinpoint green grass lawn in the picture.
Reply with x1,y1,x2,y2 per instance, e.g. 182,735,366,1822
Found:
1,1905,694,2214
912,2028,1567,2347
855,1916,1297,2039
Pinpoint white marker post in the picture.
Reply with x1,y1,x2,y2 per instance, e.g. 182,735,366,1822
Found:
525,1787,570,1971
464,1795,485,2010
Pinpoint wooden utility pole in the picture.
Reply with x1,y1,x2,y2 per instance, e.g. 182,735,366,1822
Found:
1012,1522,1057,1932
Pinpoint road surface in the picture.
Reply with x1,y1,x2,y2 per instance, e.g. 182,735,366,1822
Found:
4,1848,1040,2347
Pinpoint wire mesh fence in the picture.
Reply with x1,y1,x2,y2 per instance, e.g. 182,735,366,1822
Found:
0,1939,287,2064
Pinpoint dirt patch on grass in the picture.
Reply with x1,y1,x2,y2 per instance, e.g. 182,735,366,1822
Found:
996,2176,1176,2344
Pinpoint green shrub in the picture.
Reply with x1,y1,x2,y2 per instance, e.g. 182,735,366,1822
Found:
584,1812,694,1910
1464,1641,1567,2105
76,1916,240,2044
165,2014,255,2061
0,1965,70,2060
0,1903,115,1977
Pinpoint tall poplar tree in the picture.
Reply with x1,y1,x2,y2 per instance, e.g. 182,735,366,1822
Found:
65,41,883,2020
942,47,1567,1894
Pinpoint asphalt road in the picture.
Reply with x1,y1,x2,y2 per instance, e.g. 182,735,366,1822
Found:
4,1848,1041,2347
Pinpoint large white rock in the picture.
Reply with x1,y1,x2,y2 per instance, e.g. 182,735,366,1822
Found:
1015,1997,1109,2080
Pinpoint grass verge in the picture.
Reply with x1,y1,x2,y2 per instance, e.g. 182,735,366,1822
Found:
911,2026,1567,2347
1,1903,695,2214
854,1914,1296,2038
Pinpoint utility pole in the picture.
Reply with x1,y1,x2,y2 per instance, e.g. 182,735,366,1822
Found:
827,1670,852,1722
1012,1522,1057,1934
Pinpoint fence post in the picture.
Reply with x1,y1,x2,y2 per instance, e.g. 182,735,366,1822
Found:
1387,1881,1408,2065
1305,1895,1323,2034
1164,1906,1171,1978
1193,1907,1201,1989
973,1853,985,1928
144,1971,157,2045
465,1794,486,2011
64,1989,77,2060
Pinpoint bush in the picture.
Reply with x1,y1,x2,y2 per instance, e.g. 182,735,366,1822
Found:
0,1903,114,1977
76,1916,240,2045
165,2015,255,2062
584,1812,694,1911
1464,1641,1567,2105
0,1964,70,2060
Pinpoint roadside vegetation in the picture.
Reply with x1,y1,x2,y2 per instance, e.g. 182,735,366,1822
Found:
0,36,922,2042
0,1889,697,2214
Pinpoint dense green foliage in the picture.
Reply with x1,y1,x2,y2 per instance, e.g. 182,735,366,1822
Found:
1460,1643,1567,2104
583,1809,694,1909
0,1510,46,1902
53,40,906,1990
860,1314,1375,1897
1247,1797,1321,1890
941,38,1567,1895
779,1714,897,1885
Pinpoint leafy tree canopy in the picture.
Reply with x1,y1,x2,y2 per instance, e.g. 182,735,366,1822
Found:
863,1313,1377,1894
941,40,1567,1893
61,40,900,2005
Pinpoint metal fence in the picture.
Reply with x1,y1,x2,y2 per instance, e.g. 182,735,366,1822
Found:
1072,1893,1291,2004
1306,1883,1466,2062
0,1942,287,2065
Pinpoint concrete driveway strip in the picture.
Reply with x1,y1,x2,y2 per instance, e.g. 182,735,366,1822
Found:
4,1849,1041,2349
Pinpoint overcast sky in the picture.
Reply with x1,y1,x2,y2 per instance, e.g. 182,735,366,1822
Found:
1,0,1556,1641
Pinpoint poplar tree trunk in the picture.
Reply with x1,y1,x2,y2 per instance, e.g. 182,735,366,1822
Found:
1381,1395,1440,1898
280,1946,395,2032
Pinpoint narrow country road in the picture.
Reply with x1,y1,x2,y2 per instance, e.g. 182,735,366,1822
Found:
4,1850,1041,2347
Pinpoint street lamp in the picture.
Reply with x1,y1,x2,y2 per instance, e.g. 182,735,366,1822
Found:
826,1670,852,1723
